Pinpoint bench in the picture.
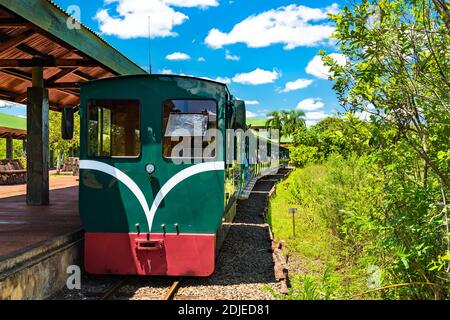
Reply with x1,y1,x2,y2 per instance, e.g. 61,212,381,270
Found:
0,159,26,185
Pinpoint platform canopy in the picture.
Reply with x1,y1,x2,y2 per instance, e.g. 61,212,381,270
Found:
0,0,147,205
0,113,26,139
0,0,147,109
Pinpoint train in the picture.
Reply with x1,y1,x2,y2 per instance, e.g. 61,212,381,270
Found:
77,75,279,276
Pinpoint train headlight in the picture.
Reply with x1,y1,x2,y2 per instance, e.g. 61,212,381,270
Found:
145,163,155,175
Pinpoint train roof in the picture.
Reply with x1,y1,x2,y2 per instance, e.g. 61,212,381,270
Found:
80,74,232,96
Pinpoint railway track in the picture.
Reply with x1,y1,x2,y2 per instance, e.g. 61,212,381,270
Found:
99,277,182,300
52,169,291,300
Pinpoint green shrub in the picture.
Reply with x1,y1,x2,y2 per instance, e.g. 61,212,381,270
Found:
269,152,449,299
289,145,319,168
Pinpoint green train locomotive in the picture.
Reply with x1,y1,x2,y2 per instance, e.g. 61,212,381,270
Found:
77,75,279,276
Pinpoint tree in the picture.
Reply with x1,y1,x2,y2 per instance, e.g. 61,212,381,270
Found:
327,0,450,190
265,111,283,131
266,109,306,136
326,0,450,298
49,110,80,172
282,109,306,135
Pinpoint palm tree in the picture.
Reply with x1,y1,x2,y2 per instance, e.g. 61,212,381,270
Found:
283,110,306,135
265,109,306,139
265,111,283,131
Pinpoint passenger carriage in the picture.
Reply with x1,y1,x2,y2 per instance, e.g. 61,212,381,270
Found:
77,75,278,276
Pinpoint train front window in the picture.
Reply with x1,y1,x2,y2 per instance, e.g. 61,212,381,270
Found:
88,100,140,158
163,99,217,159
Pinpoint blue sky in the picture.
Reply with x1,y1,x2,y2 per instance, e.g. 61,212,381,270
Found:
1,0,346,125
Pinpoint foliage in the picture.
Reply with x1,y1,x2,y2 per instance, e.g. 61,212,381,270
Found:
49,109,80,162
0,139,25,165
0,110,79,168
326,0,450,191
268,0,449,299
270,152,449,299
266,109,306,136
319,0,450,298
289,114,373,166
268,163,373,299
288,144,319,168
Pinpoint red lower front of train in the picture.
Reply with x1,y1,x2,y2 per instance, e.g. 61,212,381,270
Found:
84,232,216,276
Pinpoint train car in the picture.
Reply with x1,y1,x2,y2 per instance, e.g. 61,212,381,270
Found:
77,74,278,277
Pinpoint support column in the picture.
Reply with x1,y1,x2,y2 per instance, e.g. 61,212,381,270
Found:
5,136,13,159
49,149,54,169
26,67,49,205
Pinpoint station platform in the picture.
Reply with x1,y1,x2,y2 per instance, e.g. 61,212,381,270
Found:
0,177,82,300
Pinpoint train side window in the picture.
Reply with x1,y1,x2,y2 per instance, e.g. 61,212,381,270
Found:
88,100,141,158
162,99,217,160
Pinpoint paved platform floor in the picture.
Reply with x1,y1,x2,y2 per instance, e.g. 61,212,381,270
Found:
0,184,81,259
0,175,79,199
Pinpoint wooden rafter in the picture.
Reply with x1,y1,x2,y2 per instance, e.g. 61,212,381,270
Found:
0,18,32,28
0,68,31,81
0,29,34,52
0,58,97,68
46,68,77,84
0,88,16,99
14,92,28,104
16,43,47,57
0,68,80,99
46,82,80,89
72,69,95,81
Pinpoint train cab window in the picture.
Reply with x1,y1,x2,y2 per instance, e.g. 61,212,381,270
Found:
163,99,217,159
88,100,140,158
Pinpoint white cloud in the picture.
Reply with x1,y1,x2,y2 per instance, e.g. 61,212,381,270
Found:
296,98,324,111
305,120,318,127
166,52,191,60
164,0,218,8
280,78,313,93
305,111,329,121
95,0,218,39
232,68,280,85
205,3,338,50
160,68,174,74
246,111,258,118
197,57,206,62
0,100,22,108
354,111,372,121
306,53,346,79
225,50,240,61
213,76,231,84
244,100,259,105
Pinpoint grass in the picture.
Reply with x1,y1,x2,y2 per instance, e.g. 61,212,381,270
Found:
267,164,372,300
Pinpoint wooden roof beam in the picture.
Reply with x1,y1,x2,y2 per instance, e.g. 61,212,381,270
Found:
0,31,78,60
0,68,31,81
72,69,95,81
46,82,80,89
0,29,34,52
0,58,97,68
14,92,28,104
0,88,17,99
0,18,33,28
46,68,77,84
0,68,80,100
16,43,47,57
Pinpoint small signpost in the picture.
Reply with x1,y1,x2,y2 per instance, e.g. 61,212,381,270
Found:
288,208,298,237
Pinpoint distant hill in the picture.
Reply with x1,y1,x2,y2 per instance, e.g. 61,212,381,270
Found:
246,118,268,128
0,113,26,131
